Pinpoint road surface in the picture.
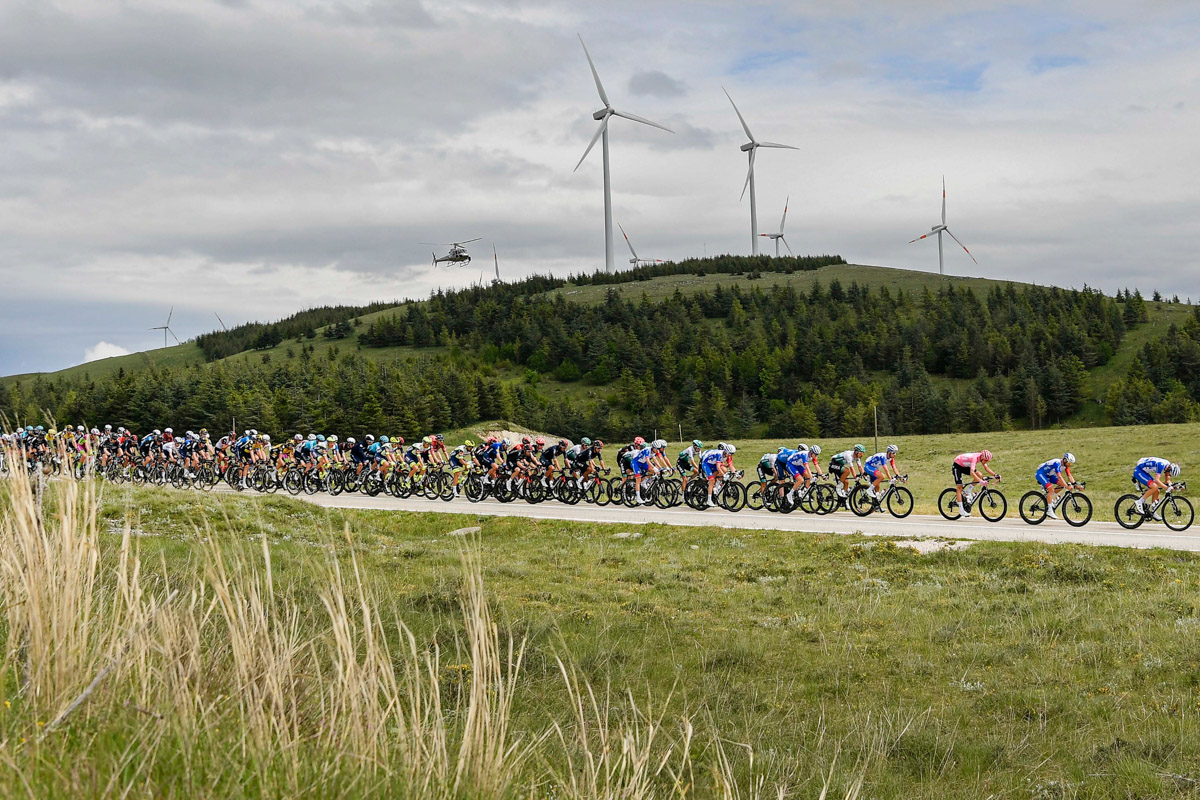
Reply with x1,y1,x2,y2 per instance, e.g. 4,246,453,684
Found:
285,492,1200,552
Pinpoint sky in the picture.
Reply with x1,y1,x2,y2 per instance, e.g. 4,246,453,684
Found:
3,0,1200,375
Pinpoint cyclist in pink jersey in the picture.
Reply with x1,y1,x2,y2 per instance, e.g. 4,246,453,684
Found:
952,450,998,518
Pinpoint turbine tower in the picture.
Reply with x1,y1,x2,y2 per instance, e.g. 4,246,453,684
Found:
619,222,664,267
759,196,793,256
724,88,796,255
909,177,977,275
149,307,180,347
574,35,673,273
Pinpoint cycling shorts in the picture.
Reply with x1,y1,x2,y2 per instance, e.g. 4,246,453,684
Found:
952,463,971,486
1133,467,1158,488
630,457,649,476
1035,468,1058,489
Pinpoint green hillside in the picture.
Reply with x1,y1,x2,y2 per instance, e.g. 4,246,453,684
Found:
3,258,1195,442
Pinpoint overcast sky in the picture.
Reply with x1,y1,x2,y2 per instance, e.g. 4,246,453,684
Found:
3,0,1200,375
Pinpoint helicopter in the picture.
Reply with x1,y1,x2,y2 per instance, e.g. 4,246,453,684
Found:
422,238,482,267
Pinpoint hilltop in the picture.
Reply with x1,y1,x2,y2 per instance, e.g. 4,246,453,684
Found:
3,257,1196,439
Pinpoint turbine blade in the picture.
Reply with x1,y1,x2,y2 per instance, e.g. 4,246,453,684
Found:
611,109,673,133
618,223,639,259
781,236,793,256
941,176,947,225
723,87,755,142
945,228,977,264
168,329,181,345
166,306,173,326
740,147,756,201
779,195,789,234
574,118,609,172
757,141,798,150
908,232,933,243
578,34,609,107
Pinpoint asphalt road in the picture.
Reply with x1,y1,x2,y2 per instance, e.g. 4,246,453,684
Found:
288,492,1200,552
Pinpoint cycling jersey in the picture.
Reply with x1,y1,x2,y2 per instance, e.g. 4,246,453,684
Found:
629,446,652,475
954,452,985,470
864,452,893,478
699,449,724,477
349,442,368,464
540,444,566,463
1134,457,1171,486
828,450,859,476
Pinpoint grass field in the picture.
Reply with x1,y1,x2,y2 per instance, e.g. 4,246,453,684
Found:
5,468,1200,798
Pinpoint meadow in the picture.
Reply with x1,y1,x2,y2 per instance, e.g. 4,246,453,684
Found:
3,460,1200,798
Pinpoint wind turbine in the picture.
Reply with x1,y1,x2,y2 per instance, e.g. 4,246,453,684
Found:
724,88,796,255
909,177,977,275
214,312,228,332
574,35,673,273
618,223,664,267
493,243,500,283
759,196,793,256
150,307,180,347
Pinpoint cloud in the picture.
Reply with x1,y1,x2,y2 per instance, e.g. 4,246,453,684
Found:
629,70,687,98
83,341,131,364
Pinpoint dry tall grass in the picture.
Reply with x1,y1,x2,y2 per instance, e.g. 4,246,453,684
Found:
0,449,866,798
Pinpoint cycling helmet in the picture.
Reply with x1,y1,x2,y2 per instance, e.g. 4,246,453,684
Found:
329,435,338,443
76,425,84,432
886,444,898,455
463,438,474,447
153,429,161,436
652,439,667,450
317,435,326,442
308,433,316,441
346,437,355,445
521,436,531,445
104,424,112,431
796,443,807,451
1063,452,1075,465
980,449,993,462
164,427,172,434
262,434,271,442
581,437,592,446
1170,462,1182,478
722,443,737,454
559,438,569,448
294,434,303,441
395,437,405,445
455,444,466,452
593,439,604,448
486,435,497,444
90,428,99,435
435,434,444,442
692,439,702,448
535,436,545,446
380,436,389,444
422,436,432,444
633,436,646,446
502,438,511,446
249,429,257,436
366,434,375,443
853,444,865,454
810,444,822,456
36,425,44,432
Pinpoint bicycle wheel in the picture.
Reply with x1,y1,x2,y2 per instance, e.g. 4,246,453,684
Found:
1114,494,1145,529
1061,492,1093,527
1018,491,1047,525
848,485,875,517
937,488,962,521
976,488,1007,521
465,476,486,503
745,481,765,511
1162,495,1194,531
887,486,914,518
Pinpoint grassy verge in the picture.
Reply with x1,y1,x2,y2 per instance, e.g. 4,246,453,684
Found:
4,481,1194,797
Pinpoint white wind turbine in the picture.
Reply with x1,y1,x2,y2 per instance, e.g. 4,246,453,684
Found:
759,196,792,256
909,177,977,275
724,88,796,255
149,307,180,347
574,35,673,273
618,223,664,267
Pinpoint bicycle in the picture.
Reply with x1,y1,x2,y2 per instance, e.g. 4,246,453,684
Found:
938,475,1006,521
1019,481,1092,526
1114,481,1193,531
849,474,914,518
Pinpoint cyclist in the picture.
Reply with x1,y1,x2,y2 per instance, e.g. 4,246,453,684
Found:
864,445,899,501
539,438,571,484
780,443,819,505
616,437,645,491
952,449,998,519
758,449,781,482
1034,452,1076,520
1133,456,1181,520
447,443,476,496
677,440,703,492
828,444,866,500
700,443,736,508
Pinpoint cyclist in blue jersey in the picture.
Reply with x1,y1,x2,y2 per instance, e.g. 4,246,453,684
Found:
780,443,820,504
1133,456,1181,519
629,438,670,505
1034,452,1076,520
864,445,899,501
701,443,736,508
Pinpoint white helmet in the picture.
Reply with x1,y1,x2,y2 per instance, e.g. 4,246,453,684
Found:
153,429,161,436
810,444,822,456
328,435,338,442
886,444,898,455
262,434,270,442
722,443,736,454
1062,452,1075,465
76,425,84,432
90,428,99,435
797,443,808,451
307,433,316,441
346,437,356,445
294,433,303,441
1170,462,1182,478
652,439,667,450
164,427,172,434
105,424,113,431
366,434,375,443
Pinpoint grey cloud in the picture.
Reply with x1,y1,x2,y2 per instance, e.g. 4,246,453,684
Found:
629,70,687,97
